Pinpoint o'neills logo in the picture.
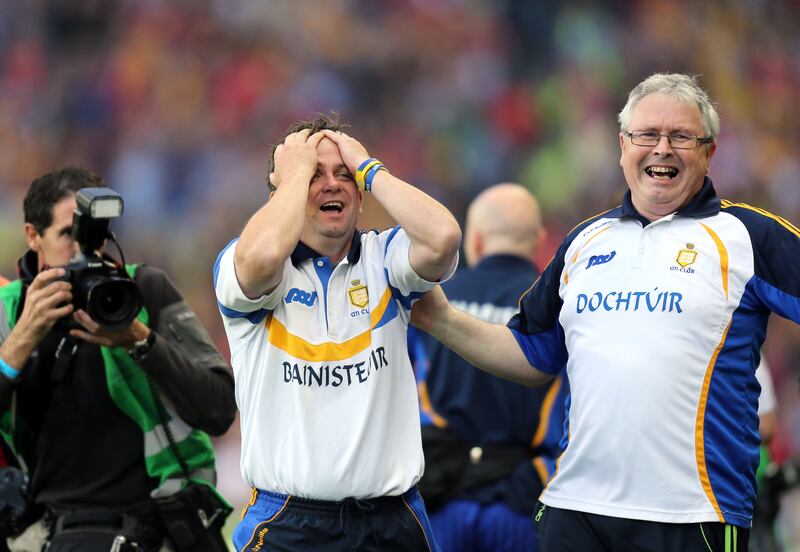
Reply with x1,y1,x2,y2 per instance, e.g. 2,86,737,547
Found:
248,524,269,551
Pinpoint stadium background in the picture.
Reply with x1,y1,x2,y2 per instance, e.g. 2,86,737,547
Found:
0,0,798,548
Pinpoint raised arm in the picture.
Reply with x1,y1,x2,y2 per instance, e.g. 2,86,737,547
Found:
234,129,325,298
411,286,553,387
322,130,461,282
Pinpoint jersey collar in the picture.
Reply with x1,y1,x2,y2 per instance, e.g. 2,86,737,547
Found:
290,230,362,267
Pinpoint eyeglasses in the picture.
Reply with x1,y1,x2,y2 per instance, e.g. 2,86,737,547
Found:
624,130,714,149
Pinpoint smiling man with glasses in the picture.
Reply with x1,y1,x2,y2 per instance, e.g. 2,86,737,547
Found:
411,73,800,551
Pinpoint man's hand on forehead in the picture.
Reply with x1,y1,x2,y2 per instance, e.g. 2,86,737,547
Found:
320,129,370,176
271,129,325,189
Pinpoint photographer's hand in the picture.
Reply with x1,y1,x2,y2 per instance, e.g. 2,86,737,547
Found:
70,310,150,349
0,268,73,375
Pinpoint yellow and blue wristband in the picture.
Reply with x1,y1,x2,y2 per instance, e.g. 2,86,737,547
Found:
355,158,388,192
0,357,19,380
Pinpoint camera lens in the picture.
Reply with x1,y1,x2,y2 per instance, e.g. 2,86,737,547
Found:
85,277,143,329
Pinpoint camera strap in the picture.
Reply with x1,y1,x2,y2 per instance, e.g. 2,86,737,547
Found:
145,376,191,478
51,336,79,383
144,378,231,551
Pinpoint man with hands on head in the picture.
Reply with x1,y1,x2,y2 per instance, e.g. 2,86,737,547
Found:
412,74,800,552
215,114,460,552
0,167,236,552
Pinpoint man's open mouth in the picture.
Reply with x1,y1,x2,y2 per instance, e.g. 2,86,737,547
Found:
645,166,679,180
320,201,343,213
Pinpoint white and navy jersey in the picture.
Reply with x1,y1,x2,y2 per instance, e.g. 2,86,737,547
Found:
214,228,453,501
508,178,800,528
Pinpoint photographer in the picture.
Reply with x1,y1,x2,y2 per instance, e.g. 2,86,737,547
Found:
0,167,236,551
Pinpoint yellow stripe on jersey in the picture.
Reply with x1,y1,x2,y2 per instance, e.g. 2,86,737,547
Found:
701,224,729,300
541,426,569,498
533,457,550,486
531,376,563,448
266,287,394,362
564,226,613,284
519,209,617,305
721,199,800,238
566,207,617,236
417,381,448,428
695,319,732,523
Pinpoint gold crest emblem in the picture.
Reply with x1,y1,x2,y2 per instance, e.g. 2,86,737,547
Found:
348,284,369,308
676,243,698,267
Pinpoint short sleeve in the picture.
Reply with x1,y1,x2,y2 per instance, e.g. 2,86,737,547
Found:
213,238,287,320
380,226,458,310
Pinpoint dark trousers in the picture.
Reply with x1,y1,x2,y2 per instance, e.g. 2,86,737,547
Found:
233,487,439,552
534,502,749,552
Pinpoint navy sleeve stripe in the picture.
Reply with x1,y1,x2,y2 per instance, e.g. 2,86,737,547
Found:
721,202,800,298
383,225,402,256
213,238,239,288
373,297,400,330
509,326,566,375
721,200,800,238
748,275,800,325
217,301,270,324
382,268,424,310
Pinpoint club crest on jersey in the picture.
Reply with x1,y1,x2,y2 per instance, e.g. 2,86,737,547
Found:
348,280,369,308
676,243,698,267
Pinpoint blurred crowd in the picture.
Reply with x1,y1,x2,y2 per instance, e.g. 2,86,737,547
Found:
1,0,799,542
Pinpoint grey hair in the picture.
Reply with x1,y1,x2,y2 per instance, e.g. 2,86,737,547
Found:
618,73,720,140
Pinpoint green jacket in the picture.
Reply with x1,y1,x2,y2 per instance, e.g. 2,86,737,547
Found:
0,266,222,498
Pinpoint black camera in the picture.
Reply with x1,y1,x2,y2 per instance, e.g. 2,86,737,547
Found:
61,188,143,330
